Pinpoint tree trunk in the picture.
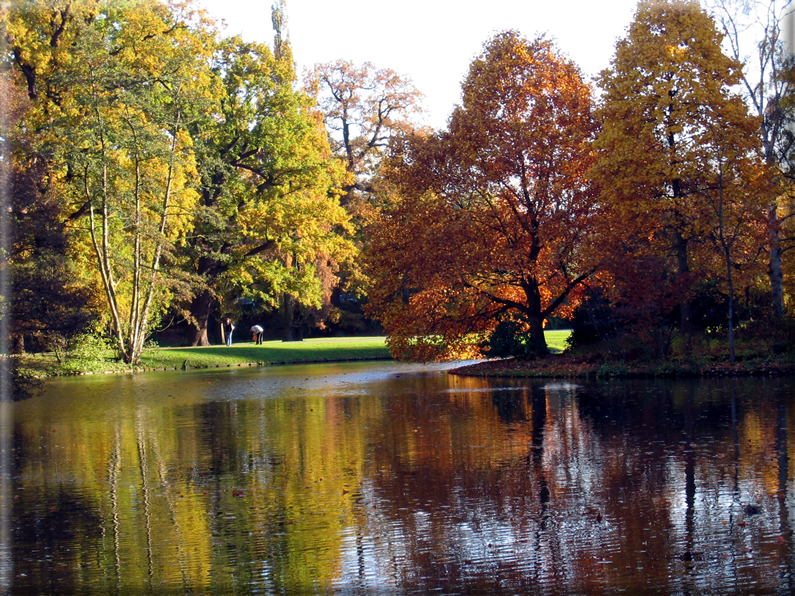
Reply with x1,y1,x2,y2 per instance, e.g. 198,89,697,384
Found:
523,278,548,357
526,314,548,356
186,289,214,346
9,332,25,355
674,230,693,335
768,204,786,320
725,246,736,363
281,293,294,342
186,255,227,346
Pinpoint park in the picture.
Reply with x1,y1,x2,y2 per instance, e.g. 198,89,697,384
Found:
2,0,795,592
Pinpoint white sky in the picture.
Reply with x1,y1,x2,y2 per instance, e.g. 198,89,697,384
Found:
197,0,642,129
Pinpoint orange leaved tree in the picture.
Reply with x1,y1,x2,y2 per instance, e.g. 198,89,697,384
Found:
365,31,599,360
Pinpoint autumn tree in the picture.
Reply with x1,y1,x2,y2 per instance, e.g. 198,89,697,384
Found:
2,1,101,356
4,0,216,363
1,53,95,354
5,130,100,355
307,59,422,209
183,13,354,345
304,59,424,334
366,31,598,360
698,120,770,361
593,0,769,353
710,0,795,320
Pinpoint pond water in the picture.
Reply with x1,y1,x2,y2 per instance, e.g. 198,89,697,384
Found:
4,361,795,593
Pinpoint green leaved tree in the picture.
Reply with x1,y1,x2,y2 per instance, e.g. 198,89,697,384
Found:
183,7,353,345
4,0,216,363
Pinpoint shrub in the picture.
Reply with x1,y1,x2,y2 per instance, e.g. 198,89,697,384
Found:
567,286,622,348
61,333,117,373
484,319,536,359
596,361,628,378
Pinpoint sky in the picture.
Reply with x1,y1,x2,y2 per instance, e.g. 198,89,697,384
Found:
198,0,642,129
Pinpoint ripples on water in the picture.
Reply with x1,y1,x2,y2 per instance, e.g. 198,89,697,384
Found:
9,362,795,593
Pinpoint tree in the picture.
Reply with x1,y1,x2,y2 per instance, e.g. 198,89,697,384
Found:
306,60,423,331
699,120,770,361
366,31,598,360
710,0,795,321
593,0,769,352
5,0,216,363
182,17,354,345
1,56,97,355
307,59,422,208
6,139,100,354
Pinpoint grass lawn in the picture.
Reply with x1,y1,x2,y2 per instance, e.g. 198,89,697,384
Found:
16,336,391,377
545,329,571,353
16,330,573,377
140,337,392,370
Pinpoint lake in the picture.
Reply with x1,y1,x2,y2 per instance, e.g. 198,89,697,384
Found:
4,361,795,593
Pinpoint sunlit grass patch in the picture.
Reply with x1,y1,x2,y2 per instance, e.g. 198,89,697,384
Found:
139,337,391,369
17,332,576,378
545,329,572,354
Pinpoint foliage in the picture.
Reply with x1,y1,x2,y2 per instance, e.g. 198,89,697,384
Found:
61,333,115,371
483,319,536,360
8,168,100,353
592,0,770,359
710,0,795,320
306,59,424,332
3,0,356,355
307,59,423,206
183,29,355,345
7,359,42,401
566,286,622,348
596,361,629,379
4,0,217,363
366,31,599,361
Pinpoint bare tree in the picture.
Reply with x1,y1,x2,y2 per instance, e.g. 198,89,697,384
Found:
710,0,795,319
307,60,423,206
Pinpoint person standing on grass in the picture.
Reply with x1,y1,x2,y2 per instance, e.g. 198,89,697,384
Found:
250,324,264,345
223,317,235,346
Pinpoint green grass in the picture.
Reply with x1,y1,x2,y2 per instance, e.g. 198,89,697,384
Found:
545,329,571,353
16,330,573,377
15,337,391,377
140,337,391,370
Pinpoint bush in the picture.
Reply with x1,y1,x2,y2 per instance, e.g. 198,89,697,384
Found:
596,361,628,378
483,319,536,359
60,333,117,373
7,359,42,401
567,287,622,348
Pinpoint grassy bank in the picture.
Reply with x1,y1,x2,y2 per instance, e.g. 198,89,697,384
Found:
17,337,392,377
16,330,573,378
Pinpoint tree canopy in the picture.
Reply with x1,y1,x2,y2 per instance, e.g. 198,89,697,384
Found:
366,31,599,360
2,0,355,358
2,0,792,367
592,0,770,357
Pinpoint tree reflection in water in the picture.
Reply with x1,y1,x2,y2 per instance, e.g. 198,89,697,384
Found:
9,364,795,593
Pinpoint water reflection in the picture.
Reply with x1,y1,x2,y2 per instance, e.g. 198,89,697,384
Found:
9,363,795,593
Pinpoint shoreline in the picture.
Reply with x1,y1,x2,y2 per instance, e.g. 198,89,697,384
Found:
448,354,795,379
13,337,393,379
55,355,394,376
